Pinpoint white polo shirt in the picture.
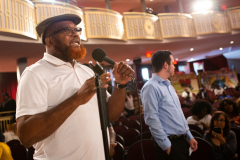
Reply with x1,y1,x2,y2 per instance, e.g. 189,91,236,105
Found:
16,53,110,160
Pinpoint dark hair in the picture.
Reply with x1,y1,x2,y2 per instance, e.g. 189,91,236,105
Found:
191,100,212,116
151,50,172,73
207,111,230,138
218,99,239,117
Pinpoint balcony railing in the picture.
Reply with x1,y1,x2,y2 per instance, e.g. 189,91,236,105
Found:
0,0,37,39
123,12,162,40
0,0,239,42
158,13,196,38
84,8,124,40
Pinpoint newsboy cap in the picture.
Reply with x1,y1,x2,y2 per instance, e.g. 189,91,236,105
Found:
36,13,82,44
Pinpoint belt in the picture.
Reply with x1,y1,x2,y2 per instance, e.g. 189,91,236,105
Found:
168,134,186,140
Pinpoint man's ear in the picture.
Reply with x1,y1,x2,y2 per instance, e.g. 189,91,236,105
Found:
163,62,168,69
45,37,52,46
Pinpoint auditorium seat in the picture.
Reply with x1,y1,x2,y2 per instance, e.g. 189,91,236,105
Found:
133,131,152,143
113,121,123,128
188,124,203,135
231,127,240,157
116,134,125,148
118,129,140,149
6,139,21,147
114,125,128,135
113,142,125,160
9,143,28,160
190,129,203,138
127,139,158,160
190,137,215,160
124,120,141,132
182,108,192,119
118,118,129,125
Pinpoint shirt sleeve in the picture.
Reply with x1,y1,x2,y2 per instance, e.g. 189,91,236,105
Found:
186,130,194,142
141,84,171,150
16,69,48,119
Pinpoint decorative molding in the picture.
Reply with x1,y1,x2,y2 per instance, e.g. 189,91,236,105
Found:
0,0,37,39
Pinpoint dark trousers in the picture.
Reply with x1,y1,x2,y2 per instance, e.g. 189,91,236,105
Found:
154,138,190,160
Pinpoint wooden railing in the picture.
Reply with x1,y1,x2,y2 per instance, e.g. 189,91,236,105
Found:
0,115,14,133
84,8,124,40
0,0,37,39
192,11,231,35
123,12,162,40
158,13,196,38
227,6,240,30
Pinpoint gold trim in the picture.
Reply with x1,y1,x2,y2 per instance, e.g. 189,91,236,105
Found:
31,0,81,11
158,13,192,18
84,7,121,15
191,10,225,15
0,28,37,39
123,12,156,17
227,6,240,11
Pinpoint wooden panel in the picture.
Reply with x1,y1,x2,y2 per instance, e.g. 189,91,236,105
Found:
158,13,196,39
227,7,240,30
192,12,231,35
0,0,37,39
123,12,162,40
84,8,124,40
34,1,87,41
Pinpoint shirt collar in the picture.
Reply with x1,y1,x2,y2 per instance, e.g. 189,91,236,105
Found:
43,52,77,67
152,74,171,86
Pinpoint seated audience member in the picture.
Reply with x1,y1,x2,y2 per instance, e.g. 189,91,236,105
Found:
3,123,20,143
219,91,232,100
235,81,240,91
0,133,13,160
218,99,240,127
183,96,194,106
204,111,238,160
214,85,224,97
0,93,16,112
182,88,194,101
187,100,212,130
196,88,209,99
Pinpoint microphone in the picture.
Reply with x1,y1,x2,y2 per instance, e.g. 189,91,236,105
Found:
92,48,115,66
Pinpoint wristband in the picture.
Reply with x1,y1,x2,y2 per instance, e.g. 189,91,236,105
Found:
114,81,127,89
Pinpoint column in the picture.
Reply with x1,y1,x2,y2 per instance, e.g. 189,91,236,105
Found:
105,0,111,10
177,0,184,13
17,58,27,82
141,0,147,13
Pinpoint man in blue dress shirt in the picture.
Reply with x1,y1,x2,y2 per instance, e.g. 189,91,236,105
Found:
141,51,198,160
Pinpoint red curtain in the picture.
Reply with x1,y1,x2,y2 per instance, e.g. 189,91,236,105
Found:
0,72,18,101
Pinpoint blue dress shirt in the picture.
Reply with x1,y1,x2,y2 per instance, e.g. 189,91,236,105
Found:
141,74,193,150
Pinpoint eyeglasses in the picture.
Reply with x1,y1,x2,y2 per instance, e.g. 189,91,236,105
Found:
47,27,82,37
214,119,225,123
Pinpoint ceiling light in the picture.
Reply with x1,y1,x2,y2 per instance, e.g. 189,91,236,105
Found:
190,48,194,51
219,48,223,50
191,58,194,61
150,0,153,1
126,59,130,62
230,41,234,44
193,1,213,12
176,58,178,61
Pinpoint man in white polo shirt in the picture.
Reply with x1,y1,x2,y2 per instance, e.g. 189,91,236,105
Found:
16,13,134,160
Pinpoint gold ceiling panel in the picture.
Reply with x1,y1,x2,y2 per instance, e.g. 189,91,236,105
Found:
192,11,231,35
0,0,37,39
84,8,124,40
33,0,87,41
158,13,196,39
123,12,162,40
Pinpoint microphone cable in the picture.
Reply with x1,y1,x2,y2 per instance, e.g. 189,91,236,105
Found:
131,77,146,160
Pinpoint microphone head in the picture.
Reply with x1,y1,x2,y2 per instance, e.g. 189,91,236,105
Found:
92,48,106,62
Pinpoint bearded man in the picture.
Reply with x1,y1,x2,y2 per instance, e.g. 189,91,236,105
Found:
16,13,134,160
